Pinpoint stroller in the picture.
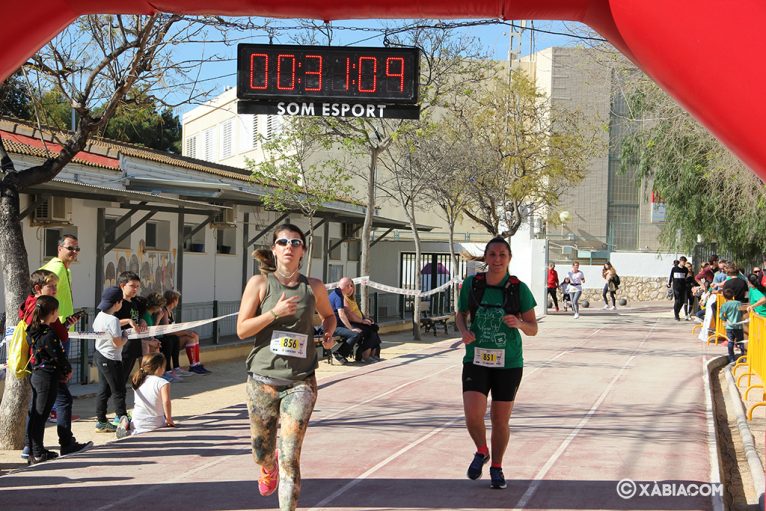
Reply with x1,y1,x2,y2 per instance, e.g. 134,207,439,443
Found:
560,278,573,312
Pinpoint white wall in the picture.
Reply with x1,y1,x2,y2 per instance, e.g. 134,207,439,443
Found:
610,251,685,278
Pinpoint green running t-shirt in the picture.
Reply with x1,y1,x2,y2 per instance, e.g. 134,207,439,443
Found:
457,274,536,368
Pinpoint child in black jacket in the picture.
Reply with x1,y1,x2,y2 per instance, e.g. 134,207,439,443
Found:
26,295,72,464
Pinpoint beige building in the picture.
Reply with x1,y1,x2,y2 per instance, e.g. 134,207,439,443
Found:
520,47,663,261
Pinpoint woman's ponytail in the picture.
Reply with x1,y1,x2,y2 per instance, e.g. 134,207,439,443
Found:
253,248,276,275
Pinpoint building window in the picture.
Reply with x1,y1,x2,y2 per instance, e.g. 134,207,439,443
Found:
146,222,157,248
183,224,206,253
203,128,215,162
144,221,170,251
105,217,131,250
238,114,255,151
329,238,342,260
185,136,196,158
310,236,322,258
216,228,236,255
347,239,361,262
328,264,344,283
221,119,233,159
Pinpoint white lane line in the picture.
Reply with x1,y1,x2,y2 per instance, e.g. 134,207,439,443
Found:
512,320,658,510
307,415,463,511
524,328,602,379
314,362,459,423
315,327,603,424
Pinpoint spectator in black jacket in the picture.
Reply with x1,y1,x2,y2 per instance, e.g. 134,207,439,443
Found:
668,257,689,321
26,295,72,464
722,263,748,302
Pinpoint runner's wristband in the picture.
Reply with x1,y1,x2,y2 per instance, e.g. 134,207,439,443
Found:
270,310,279,320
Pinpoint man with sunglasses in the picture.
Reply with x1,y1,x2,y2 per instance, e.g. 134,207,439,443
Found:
38,234,87,455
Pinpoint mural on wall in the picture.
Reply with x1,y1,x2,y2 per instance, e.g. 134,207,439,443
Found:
102,239,175,293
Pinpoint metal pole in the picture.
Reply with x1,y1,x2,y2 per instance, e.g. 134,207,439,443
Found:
176,208,184,320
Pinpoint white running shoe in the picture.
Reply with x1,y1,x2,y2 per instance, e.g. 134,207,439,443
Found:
602,305,609,309
574,313,580,319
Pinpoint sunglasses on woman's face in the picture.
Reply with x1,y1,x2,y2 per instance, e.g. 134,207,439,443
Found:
274,238,304,248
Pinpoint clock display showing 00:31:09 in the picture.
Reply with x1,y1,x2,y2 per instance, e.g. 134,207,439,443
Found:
237,44,419,104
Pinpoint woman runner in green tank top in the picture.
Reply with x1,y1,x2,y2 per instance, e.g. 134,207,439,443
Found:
237,224,336,511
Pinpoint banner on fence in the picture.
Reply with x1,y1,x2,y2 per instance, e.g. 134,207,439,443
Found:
325,275,461,298
69,312,239,341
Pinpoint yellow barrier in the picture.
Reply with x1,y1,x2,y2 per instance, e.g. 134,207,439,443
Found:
734,312,766,419
706,294,730,345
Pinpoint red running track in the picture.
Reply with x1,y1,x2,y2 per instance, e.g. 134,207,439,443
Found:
0,307,722,510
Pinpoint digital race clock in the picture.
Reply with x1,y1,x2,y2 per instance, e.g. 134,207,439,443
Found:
236,44,420,105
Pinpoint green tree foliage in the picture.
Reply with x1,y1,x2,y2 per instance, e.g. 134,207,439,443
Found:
458,70,599,237
619,70,766,261
0,71,31,119
247,117,352,275
102,100,181,153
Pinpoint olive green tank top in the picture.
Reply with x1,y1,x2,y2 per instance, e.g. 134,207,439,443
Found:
246,273,317,381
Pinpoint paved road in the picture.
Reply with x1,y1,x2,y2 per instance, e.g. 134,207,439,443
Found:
0,305,725,510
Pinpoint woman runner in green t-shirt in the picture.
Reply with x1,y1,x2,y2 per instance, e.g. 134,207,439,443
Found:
455,237,538,489
237,224,336,511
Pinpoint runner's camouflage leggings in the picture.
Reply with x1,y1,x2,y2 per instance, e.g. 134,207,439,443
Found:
246,375,317,511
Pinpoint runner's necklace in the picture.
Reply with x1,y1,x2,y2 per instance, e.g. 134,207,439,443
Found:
276,267,299,280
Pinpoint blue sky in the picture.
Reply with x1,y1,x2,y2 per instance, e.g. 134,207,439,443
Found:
170,19,587,114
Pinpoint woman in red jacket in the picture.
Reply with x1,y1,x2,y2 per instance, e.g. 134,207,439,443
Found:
547,263,560,312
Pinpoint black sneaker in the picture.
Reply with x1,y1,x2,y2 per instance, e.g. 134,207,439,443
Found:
466,452,490,480
61,440,92,455
333,352,348,365
28,450,58,465
489,467,507,489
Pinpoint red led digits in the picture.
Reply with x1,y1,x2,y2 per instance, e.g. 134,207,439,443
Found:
358,56,377,93
276,54,296,90
304,54,323,92
249,53,268,90
344,57,351,91
386,57,405,92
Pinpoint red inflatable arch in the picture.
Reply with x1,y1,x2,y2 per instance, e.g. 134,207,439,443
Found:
2,1,766,179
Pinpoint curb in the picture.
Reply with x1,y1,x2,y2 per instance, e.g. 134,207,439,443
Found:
705,355,727,511
725,362,766,508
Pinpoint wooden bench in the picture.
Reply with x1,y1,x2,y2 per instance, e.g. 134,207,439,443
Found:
312,329,344,363
420,312,456,336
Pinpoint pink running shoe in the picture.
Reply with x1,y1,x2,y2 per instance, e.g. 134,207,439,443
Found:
258,454,279,496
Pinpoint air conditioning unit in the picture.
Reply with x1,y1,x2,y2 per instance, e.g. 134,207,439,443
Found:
31,196,70,225
341,222,359,240
561,245,575,256
211,205,236,227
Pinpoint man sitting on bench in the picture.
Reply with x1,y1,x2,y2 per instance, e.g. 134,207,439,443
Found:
330,278,381,364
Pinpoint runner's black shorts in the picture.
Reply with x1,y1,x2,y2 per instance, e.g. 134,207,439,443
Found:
462,363,523,402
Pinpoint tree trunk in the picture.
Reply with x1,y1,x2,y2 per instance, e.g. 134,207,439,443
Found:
408,202,421,341
0,180,32,449
448,219,460,313
305,216,314,277
359,147,379,315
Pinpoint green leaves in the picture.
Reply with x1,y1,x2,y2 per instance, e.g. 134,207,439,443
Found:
620,71,766,261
